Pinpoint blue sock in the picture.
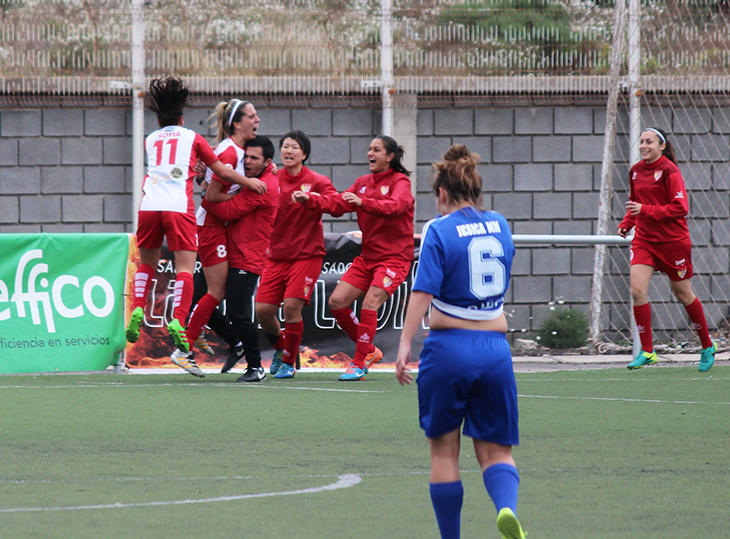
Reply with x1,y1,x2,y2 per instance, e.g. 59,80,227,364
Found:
429,480,463,539
483,463,520,514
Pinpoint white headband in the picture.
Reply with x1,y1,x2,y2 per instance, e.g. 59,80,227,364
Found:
645,127,666,144
228,100,243,127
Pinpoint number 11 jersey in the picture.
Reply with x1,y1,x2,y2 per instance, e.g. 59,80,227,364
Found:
415,207,515,321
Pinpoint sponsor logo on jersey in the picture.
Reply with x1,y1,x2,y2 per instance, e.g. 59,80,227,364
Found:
385,268,396,278
675,258,686,266
170,167,184,180
380,185,389,195
300,183,312,193
654,170,663,181
632,172,637,179
359,186,366,194
675,191,684,199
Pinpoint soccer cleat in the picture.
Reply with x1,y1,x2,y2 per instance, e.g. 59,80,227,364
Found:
364,346,383,369
699,340,717,372
269,350,284,375
496,507,526,539
338,363,368,381
274,362,296,379
125,307,144,343
195,332,215,356
166,319,190,353
237,366,266,383
170,349,205,378
221,343,245,374
627,350,657,370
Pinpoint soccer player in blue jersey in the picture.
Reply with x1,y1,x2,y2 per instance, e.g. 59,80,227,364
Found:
396,145,525,539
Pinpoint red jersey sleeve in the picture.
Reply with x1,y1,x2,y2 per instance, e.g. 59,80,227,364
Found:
207,191,265,222
193,134,220,167
303,176,350,217
640,169,688,221
209,145,236,189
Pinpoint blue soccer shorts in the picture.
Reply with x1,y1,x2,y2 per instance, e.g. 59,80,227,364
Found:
416,329,519,445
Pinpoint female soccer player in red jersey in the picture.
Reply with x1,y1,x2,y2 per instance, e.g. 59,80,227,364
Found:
169,98,262,376
324,135,414,381
618,127,716,371
255,130,343,379
125,77,264,372
396,145,525,539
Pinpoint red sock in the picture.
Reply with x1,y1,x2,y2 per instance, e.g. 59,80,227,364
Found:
132,263,155,312
173,272,194,327
331,307,359,342
353,308,377,369
283,321,303,366
186,293,220,343
685,297,712,349
633,303,653,353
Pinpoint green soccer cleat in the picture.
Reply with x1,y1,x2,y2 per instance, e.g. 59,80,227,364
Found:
166,319,190,353
125,307,144,343
274,362,296,379
338,363,368,381
627,350,657,370
269,350,284,375
497,507,526,539
699,340,717,372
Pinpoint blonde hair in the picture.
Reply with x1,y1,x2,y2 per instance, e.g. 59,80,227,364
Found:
431,144,484,210
208,98,250,144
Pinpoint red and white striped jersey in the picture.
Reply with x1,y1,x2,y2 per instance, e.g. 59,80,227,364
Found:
140,125,219,214
196,137,244,227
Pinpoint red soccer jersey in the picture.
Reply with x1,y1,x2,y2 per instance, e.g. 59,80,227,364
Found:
206,163,280,274
323,168,414,262
268,166,342,262
619,155,689,243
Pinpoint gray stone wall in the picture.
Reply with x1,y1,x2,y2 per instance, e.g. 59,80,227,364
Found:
2,102,729,340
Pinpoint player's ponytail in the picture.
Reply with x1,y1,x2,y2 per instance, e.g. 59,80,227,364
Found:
145,76,189,127
376,135,412,177
210,99,251,145
432,144,484,210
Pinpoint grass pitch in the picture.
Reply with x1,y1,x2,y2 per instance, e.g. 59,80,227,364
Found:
0,367,728,538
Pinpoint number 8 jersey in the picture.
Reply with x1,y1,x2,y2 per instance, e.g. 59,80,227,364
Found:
415,207,515,321
140,125,220,214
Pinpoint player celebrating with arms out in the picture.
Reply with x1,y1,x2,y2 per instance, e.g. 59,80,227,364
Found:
618,127,716,371
125,76,265,365
396,145,525,539
325,135,414,381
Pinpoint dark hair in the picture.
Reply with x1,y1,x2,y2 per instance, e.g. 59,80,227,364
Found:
279,130,311,163
374,135,411,177
145,76,188,128
211,98,252,144
244,135,275,162
431,144,484,210
643,127,677,165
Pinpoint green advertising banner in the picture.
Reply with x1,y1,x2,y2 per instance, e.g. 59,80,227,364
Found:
0,233,131,374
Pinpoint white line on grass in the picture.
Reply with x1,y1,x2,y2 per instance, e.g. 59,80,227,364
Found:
518,393,730,405
0,474,361,513
0,383,384,394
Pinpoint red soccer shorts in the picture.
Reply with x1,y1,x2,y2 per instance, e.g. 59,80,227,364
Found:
197,225,228,267
340,256,412,296
136,210,197,252
630,236,693,281
256,257,323,306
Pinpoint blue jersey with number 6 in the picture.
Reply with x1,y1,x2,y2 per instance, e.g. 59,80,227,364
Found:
415,207,514,321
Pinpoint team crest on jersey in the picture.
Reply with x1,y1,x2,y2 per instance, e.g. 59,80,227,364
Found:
170,167,184,180
382,276,392,288
654,170,663,181
300,184,312,193
380,185,389,195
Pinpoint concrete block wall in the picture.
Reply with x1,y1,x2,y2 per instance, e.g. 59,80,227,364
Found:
2,102,729,341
